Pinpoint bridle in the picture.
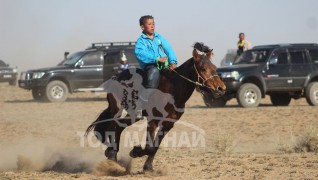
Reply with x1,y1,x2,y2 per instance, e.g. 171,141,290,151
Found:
169,49,219,91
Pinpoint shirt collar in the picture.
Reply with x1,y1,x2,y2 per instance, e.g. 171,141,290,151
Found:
141,32,158,39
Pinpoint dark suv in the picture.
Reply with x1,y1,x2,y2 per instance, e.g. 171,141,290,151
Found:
203,43,318,107
0,59,18,86
18,42,139,102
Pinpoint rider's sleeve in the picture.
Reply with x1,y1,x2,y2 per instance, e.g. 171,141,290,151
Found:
159,35,178,65
135,38,156,67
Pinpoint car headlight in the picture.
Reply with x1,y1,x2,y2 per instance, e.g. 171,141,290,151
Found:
221,71,239,79
32,72,45,79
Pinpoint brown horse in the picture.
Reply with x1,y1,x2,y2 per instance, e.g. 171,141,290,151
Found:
85,42,226,171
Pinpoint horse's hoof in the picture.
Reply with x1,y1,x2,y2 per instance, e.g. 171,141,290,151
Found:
129,145,143,158
143,164,153,172
105,149,117,162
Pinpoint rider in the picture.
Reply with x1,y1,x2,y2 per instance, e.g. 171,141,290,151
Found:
134,15,178,119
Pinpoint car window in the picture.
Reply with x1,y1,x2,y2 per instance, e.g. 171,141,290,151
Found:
277,52,288,64
309,49,318,63
104,51,120,64
124,49,138,63
81,51,103,66
62,51,86,66
290,51,307,64
233,49,269,64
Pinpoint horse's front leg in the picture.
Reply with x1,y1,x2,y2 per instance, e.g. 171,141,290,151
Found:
143,120,174,171
130,119,174,171
129,120,157,158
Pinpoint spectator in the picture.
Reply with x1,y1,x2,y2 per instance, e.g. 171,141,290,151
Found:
237,32,251,56
118,52,129,73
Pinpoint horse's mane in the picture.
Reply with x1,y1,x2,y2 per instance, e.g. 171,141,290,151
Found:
193,42,212,53
161,42,211,79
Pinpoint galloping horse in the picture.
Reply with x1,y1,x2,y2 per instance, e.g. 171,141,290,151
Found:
85,42,226,171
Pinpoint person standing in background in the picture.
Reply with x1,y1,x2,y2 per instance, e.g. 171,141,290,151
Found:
237,32,251,56
118,52,129,73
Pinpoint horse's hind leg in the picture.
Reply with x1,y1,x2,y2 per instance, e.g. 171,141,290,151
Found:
103,121,119,161
106,117,133,162
93,108,113,145
92,107,121,162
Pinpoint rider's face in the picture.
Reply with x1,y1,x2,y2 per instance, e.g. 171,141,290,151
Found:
141,19,155,36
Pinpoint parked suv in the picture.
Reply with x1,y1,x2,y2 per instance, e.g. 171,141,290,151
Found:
0,59,18,86
18,42,139,102
203,43,318,107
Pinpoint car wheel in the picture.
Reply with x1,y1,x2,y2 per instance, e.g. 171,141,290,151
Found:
270,93,291,106
305,82,318,106
32,88,45,101
45,80,68,102
203,93,227,107
236,83,261,107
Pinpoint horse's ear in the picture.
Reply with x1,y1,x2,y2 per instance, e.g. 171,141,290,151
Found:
193,49,200,62
207,49,213,60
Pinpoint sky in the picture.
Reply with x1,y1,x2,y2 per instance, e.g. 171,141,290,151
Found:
1,0,318,72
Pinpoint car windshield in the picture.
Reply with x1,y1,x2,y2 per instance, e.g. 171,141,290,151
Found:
233,49,270,64
60,51,86,66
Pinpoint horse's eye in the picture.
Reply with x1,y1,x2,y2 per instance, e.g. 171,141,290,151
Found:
201,68,206,72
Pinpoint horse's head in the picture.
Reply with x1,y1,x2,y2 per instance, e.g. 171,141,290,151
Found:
192,42,226,97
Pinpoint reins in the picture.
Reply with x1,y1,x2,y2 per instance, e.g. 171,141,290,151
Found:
169,63,218,90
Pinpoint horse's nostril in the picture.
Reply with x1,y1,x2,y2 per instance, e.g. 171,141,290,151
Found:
217,86,224,91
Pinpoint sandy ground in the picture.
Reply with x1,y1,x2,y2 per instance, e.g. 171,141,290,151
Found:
1,83,318,179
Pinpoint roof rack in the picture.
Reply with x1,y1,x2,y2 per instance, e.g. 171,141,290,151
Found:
86,41,136,50
254,43,318,49
288,43,318,46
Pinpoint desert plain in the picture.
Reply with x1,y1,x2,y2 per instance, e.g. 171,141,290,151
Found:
1,83,318,179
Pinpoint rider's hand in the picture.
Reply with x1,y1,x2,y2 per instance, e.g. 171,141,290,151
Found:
159,57,167,63
169,63,177,70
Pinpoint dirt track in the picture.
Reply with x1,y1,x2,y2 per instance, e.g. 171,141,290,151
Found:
1,84,318,179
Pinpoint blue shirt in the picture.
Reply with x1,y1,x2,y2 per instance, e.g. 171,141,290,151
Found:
135,32,178,69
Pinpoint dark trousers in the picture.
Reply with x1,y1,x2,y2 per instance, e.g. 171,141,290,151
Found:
144,64,160,89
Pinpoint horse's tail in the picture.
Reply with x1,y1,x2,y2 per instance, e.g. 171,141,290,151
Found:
85,107,111,137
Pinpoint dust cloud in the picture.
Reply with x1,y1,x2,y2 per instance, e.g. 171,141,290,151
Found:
0,137,102,173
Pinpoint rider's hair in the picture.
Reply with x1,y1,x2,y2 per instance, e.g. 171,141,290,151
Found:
139,15,154,26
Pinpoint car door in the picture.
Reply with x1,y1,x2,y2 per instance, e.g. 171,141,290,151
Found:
263,49,292,90
103,48,140,81
308,48,318,71
289,48,312,89
72,51,104,89
103,50,121,81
